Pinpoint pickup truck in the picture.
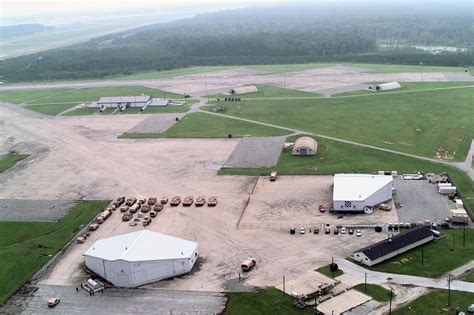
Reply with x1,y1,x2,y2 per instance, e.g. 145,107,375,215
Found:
241,258,256,272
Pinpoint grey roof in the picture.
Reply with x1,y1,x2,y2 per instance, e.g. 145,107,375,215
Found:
354,226,433,261
149,98,170,106
98,95,152,104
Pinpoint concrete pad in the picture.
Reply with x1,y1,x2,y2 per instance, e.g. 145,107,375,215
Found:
224,136,285,168
275,271,336,296
317,289,371,315
126,113,186,134
0,199,76,222
336,273,362,288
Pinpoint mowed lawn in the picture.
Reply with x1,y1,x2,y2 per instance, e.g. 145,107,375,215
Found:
0,153,28,173
333,82,474,96
212,86,474,160
353,284,392,302
0,86,185,116
354,229,474,278
226,288,314,315
0,200,108,304
392,289,474,314
120,112,291,138
209,84,321,99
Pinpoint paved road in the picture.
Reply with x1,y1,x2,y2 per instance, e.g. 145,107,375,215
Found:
337,259,474,293
0,285,227,314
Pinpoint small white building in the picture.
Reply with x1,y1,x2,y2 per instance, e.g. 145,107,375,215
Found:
230,85,258,95
352,227,434,266
368,82,401,91
83,230,198,287
333,174,393,213
292,136,317,156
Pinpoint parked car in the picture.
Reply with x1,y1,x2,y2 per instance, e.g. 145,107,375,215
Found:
289,227,295,234
333,228,339,235
241,258,256,272
356,229,362,237
348,228,354,235
319,205,326,213
47,298,60,308
299,227,305,234
325,228,331,234
270,171,278,181
340,227,346,234
313,228,319,234
378,203,392,211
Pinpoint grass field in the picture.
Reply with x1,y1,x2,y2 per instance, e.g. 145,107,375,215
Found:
119,112,291,138
0,153,28,173
459,270,474,283
0,200,108,305
353,284,392,302
315,264,344,278
113,66,235,80
225,288,313,315
333,82,474,97
392,289,474,314
353,229,474,278
209,84,321,99
209,85,474,160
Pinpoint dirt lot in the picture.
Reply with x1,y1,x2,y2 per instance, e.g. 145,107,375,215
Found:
126,113,186,134
224,136,286,168
239,176,399,229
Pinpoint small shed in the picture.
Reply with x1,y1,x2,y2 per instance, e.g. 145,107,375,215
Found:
368,82,401,91
230,85,258,95
292,136,317,156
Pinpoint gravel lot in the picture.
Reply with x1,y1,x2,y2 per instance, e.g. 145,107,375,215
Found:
224,136,285,168
0,199,76,222
126,113,186,134
393,177,454,223
0,285,226,315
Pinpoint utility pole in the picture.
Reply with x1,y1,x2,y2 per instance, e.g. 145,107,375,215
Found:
389,287,393,314
364,273,367,293
448,274,451,306
331,257,334,279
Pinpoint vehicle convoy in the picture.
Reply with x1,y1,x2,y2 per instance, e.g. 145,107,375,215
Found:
142,216,151,226
141,205,151,213
154,203,163,212
122,213,133,221
450,209,469,224
113,197,125,208
183,196,194,206
241,258,256,272
138,198,147,205
129,203,140,213
149,211,157,218
125,197,137,206
208,196,217,207
89,223,99,231
195,196,206,206
47,298,60,308
147,197,157,205
160,197,169,204
120,206,129,212
170,196,181,206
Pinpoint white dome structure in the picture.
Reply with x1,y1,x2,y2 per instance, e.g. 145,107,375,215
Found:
83,230,198,287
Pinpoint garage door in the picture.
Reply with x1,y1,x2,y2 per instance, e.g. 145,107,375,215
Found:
300,148,307,155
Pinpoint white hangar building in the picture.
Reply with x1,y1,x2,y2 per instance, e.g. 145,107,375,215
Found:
368,82,401,91
83,230,198,287
333,174,393,213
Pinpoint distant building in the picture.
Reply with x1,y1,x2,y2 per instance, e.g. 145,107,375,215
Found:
84,230,198,287
292,136,317,156
352,227,434,266
87,95,171,111
368,82,401,91
333,174,393,213
230,85,258,95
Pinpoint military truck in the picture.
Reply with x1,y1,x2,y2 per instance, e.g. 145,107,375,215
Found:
122,213,133,221
113,197,125,208
129,203,141,213
141,205,151,213
154,203,163,212
125,197,137,206
148,197,158,205
120,206,129,213
160,197,169,205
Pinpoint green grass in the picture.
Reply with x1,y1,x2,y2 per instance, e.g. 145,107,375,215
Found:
392,289,474,314
212,86,474,160
0,86,183,105
119,112,291,138
459,270,474,282
225,288,313,315
315,265,344,278
333,82,474,96
0,200,109,305
0,153,28,173
208,84,321,99
64,104,191,116
247,63,337,74
353,229,474,278
353,284,392,302
113,66,235,80
23,103,79,115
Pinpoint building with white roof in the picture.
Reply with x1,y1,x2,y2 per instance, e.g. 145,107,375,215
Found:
333,174,393,213
368,82,401,91
83,230,198,287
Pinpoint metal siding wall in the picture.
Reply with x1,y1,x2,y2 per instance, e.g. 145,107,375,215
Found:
84,256,106,279
365,182,393,207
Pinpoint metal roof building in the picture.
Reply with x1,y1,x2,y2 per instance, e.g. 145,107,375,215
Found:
333,174,393,213
84,230,198,287
368,82,401,91
292,136,317,156
352,227,434,266
230,85,258,95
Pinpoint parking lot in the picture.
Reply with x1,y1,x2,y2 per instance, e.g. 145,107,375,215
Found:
224,136,286,168
394,177,455,223
125,113,186,134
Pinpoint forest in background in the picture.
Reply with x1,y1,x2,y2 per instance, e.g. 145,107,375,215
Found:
0,2,472,82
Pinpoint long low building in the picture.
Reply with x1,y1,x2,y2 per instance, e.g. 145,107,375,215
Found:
368,82,401,91
84,230,198,287
87,95,170,110
333,174,393,213
352,226,434,266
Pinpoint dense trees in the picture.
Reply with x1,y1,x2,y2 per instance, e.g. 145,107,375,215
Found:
0,3,472,82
